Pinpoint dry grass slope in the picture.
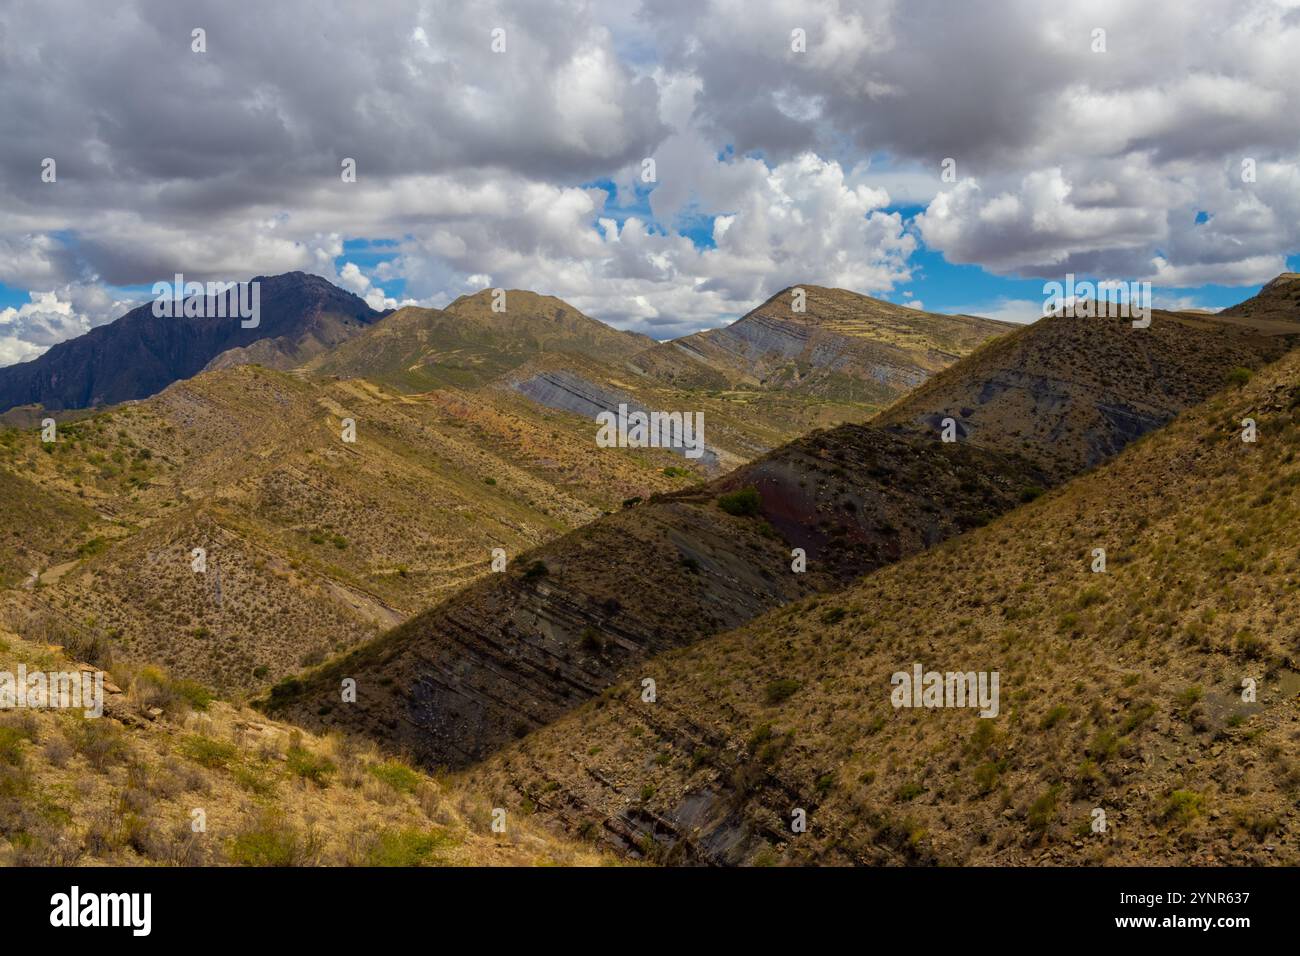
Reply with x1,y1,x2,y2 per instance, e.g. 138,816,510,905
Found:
471,349,1300,865
0,628,610,866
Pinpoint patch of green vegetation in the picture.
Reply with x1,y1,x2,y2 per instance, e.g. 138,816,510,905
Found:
973,760,1003,794
77,537,109,559
368,760,421,795
228,813,315,866
764,678,802,705
718,486,762,517
180,735,237,769
1159,789,1204,828
286,746,336,786
0,724,34,766
1039,705,1070,730
366,827,455,866
1119,702,1155,735
1088,728,1121,762
896,781,926,802
579,626,606,653
1027,784,1061,832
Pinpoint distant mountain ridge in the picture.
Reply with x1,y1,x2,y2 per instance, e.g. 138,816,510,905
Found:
258,277,1300,776
306,289,654,392
0,272,381,413
629,285,1013,403
877,303,1300,479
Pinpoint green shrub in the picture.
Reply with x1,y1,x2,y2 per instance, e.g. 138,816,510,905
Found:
228,812,317,866
73,720,129,770
1039,705,1070,730
180,735,237,769
718,486,762,517
0,725,33,766
368,760,421,795
896,781,926,802
366,827,454,866
1226,367,1252,387
764,678,801,705
1027,785,1061,832
1160,790,1204,827
1019,485,1045,503
579,626,606,653
286,746,335,786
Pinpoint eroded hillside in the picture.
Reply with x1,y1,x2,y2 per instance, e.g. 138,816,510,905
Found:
260,422,1045,767
878,301,1300,479
260,295,1297,777
631,285,1012,404
471,348,1300,865
0,364,694,693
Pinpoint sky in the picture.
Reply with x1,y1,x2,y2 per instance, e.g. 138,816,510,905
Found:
1,0,1299,366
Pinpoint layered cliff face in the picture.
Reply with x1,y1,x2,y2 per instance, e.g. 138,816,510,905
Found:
0,272,381,414
260,420,1046,768
469,343,1300,867
876,308,1300,480
261,287,1300,786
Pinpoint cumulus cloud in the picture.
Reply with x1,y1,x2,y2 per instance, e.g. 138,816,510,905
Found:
0,0,1297,364
0,285,137,366
660,0,1300,283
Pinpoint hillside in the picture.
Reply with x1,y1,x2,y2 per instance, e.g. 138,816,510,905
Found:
630,286,1012,405
498,351,896,473
259,424,1045,767
306,289,654,392
876,307,1300,479
258,289,1298,775
493,288,1016,472
470,347,1300,865
0,273,381,414
0,628,607,866
0,363,696,694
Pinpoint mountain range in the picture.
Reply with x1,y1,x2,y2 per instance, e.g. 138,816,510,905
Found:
4,270,1299,868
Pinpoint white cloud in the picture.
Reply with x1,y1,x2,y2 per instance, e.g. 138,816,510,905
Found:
2,0,1298,364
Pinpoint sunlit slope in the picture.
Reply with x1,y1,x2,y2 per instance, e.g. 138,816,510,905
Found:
0,629,609,867
472,350,1300,865
0,363,689,693
306,289,653,392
